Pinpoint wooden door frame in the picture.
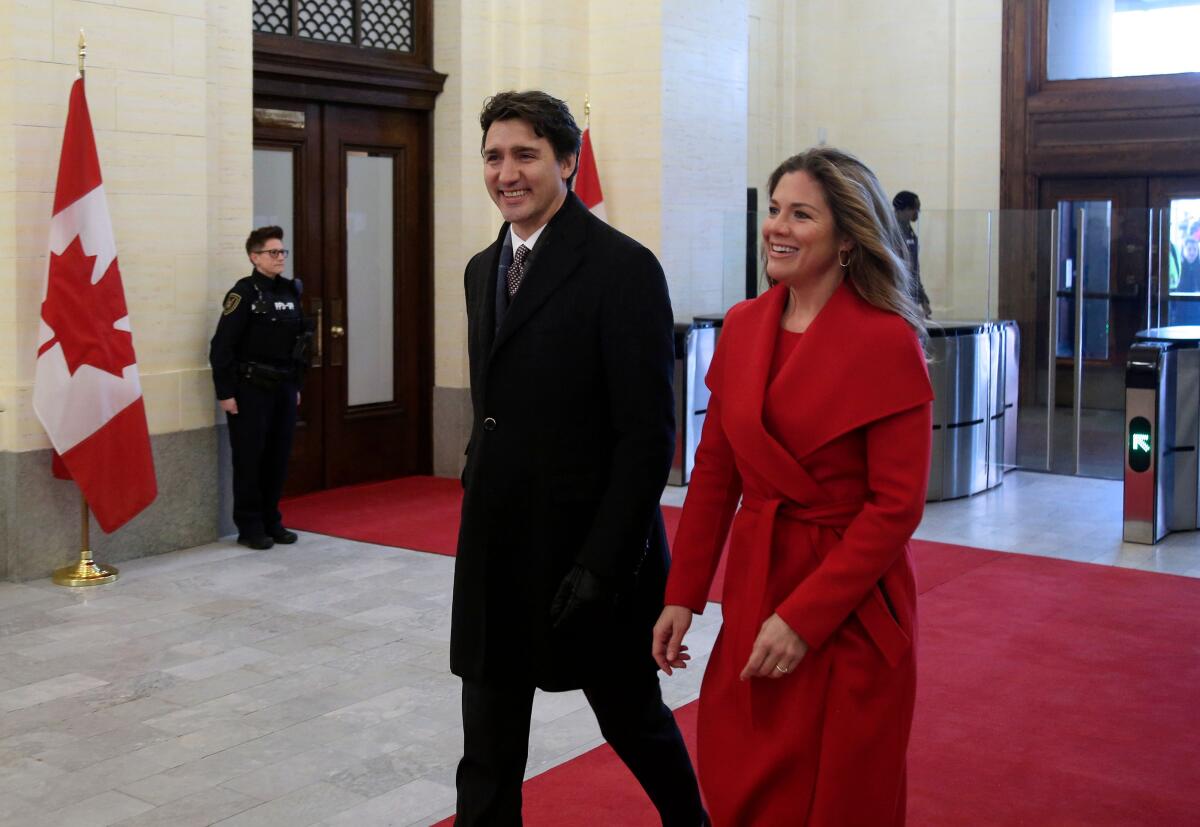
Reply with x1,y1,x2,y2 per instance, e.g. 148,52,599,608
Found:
1000,0,1200,400
252,19,445,491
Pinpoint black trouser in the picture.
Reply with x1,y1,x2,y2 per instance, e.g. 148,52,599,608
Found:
226,379,297,538
455,661,704,826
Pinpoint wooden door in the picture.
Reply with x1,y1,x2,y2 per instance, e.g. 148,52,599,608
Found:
321,104,430,488
252,101,324,493
253,101,431,495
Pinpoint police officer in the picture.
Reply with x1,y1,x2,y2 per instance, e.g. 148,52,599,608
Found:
210,226,309,550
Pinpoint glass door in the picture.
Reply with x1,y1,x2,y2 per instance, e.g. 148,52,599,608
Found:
1035,178,1150,478
1150,176,1200,328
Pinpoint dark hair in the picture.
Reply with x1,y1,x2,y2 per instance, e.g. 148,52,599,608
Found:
479,91,582,186
765,148,926,340
892,190,920,211
245,225,284,255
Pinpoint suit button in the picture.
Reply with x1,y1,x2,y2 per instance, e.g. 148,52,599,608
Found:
483,417,497,431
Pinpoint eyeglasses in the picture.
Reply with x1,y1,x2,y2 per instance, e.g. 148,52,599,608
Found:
253,248,289,259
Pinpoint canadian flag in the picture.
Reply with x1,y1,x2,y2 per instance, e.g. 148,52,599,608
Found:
574,127,606,222
32,78,157,533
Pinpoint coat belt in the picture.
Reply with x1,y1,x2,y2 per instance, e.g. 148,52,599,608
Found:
736,494,910,686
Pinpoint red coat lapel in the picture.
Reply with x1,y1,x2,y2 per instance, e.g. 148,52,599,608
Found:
718,282,932,495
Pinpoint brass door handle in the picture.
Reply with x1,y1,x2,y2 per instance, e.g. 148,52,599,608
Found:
331,325,345,338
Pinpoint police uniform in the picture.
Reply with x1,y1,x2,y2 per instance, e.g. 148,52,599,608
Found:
209,269,307,546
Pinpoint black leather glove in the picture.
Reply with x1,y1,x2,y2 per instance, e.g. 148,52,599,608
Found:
550,563,613,629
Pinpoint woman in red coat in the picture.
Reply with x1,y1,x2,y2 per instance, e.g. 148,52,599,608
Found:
654,148,932,826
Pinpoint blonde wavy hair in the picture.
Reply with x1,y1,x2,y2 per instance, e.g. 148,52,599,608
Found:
764,147,927,342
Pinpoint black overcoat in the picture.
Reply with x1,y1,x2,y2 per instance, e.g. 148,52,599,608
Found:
451,193,676,691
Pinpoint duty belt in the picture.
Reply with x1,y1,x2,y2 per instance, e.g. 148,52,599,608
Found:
237,361,295,390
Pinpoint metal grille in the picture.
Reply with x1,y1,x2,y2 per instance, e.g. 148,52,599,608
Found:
252,0,291,35
298,0,354,44
361,0,415,52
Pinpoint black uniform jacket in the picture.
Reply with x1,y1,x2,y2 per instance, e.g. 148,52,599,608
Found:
452,193,676,691
209,270,304,400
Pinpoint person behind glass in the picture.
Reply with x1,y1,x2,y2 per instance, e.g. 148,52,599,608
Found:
209,226,307,550
1178,237,1200,293
653,148,933,826
452,90,705,826
893,190,932,318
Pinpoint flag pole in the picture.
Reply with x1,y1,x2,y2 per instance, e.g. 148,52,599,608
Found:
584,93,590,130
53,496,118,586
52,29,118,588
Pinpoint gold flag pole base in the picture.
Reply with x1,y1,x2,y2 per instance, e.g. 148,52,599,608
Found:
53,493,118,587
53,556,118,587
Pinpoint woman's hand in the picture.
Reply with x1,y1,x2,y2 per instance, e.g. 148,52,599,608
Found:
652,605,694,676
740,613,808,680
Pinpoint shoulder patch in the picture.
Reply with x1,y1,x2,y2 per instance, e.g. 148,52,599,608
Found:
222,293,242,316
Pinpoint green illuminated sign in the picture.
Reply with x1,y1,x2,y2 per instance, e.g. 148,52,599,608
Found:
1128,416,1152,473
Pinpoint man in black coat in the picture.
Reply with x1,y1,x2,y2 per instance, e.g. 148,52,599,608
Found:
452,90,705,826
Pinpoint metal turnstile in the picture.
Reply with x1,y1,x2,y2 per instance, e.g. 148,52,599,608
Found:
926,320,1020,501
669,314,723,486
1123,327,1200,544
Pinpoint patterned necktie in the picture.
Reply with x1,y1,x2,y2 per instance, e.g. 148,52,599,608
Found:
506,244,530,298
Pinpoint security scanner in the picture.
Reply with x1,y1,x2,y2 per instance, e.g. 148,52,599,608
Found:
926,321,1019,501
1123,327,1200,544
669,314,723,486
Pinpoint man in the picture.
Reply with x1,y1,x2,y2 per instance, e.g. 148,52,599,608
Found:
893,190,932,318
452,91,705,826
209,226,308,550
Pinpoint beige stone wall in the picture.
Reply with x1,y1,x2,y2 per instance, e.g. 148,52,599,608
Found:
0,0,251,453
660,0,748,318
748,0,1003,318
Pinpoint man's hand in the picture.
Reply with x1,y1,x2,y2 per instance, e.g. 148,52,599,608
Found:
550,564,612,629
740,613,808,680
652,605,693,676
219,397,238,415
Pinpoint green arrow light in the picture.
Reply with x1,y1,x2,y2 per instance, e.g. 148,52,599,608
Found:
1129,416,1152,473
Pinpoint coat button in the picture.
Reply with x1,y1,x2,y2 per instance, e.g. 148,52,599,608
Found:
483,417,497,431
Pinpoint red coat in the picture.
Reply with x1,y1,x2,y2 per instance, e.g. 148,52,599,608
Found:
665,282,933,826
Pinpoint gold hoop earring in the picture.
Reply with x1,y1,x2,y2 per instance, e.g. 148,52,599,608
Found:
838,250,851,268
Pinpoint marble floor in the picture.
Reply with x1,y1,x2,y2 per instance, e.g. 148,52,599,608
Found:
1,470,1197,826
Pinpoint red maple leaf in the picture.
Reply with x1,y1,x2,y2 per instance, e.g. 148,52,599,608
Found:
38,236,136,378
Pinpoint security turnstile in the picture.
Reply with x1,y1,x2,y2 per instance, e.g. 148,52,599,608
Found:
669,314,723,486
926,320,1020,501
1123,327,1200,544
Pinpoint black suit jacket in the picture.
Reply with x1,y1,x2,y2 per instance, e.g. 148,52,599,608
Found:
451,193,676,691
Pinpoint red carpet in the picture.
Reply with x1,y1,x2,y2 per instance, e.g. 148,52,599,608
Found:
286,477,1200,825
283,475,465,556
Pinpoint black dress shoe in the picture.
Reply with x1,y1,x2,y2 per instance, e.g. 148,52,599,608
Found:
269,528,298,544
237,534,274,550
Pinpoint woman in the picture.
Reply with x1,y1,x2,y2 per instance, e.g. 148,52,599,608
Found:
653,148,932,826
1178,237,1200,293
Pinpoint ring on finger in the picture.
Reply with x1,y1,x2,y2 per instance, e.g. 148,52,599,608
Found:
775,663,789,674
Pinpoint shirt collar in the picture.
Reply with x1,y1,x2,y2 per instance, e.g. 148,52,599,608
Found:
509,222,546,252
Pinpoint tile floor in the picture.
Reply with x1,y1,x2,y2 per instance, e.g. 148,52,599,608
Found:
1,470,1197,826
